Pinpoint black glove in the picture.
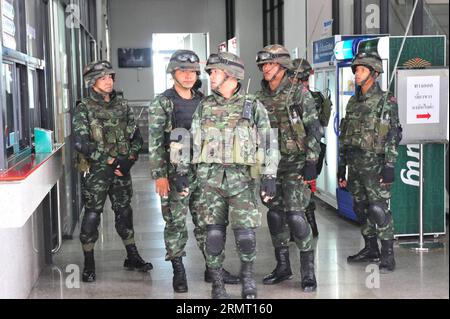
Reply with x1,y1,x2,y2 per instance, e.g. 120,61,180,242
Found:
79,142,96,157
116,156,135,176
337,165,347,181
175,173,189,192
261,177,276,198
380,165,395,184
303,162,317,181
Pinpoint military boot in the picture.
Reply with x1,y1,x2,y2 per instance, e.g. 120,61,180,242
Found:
300,250,317,292
124,244,153,271
347,235,380,263
82,250,96,283
263,247,293,285
205,266,240,284
379,239,396,273
209,267,229,299
241,261,257,299
171,257,188,293
305,208,319,238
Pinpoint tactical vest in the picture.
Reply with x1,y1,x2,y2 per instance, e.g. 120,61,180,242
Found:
85,97,132,158
259,91,307,155
341,97,390,154
162,88,203,130
194,97,257,166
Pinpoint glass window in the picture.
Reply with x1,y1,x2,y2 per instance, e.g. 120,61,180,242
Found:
24,0,43,58
2,63,15,149
2,0,21,51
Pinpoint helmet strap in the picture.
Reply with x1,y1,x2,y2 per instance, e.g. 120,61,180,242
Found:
92,85,111,101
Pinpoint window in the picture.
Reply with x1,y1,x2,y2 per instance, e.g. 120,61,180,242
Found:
263,0,284,46
1,0,24,51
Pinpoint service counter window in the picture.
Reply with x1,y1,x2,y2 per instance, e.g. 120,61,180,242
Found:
1,61,33,165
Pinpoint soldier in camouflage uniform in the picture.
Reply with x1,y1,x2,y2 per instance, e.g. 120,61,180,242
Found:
73,60,152,283
148,50,239,293
287,58,333,237
255,45,322,292
338,52,402,273
177,52,279,299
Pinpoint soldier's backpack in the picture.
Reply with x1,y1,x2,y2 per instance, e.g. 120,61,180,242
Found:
311,89,332,127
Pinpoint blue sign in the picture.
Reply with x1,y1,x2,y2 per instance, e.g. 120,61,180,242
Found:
313,37,336,64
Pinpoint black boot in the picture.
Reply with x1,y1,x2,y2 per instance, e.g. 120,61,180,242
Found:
241,261,257,299
300,250,317,292
82,250,96,283
171,257,188,293
379,239,396,273
305,207,319,238
262,247,293,285
210,267,229,299
205,266,240,284
347,235,380,263
124,244,153,271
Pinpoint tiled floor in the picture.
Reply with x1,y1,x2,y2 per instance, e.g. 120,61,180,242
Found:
28,155,449,299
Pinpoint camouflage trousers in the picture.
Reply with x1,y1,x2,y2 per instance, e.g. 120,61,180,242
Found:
202,177,261,268
347,158,395,241
262,167,313,252
80,163,135,250
161,171,206,261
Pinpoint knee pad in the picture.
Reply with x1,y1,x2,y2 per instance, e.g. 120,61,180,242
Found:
234,228,256,255
353,200,369,225
206,224,226,256
286,211,310,240
115,206,134,239
368,202,390,227
80,210,101,244
267,210,285,236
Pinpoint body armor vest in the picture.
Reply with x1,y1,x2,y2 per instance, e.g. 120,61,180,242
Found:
163,88,203,130
193,97,258,166
341,97,389,154
85,97,132,158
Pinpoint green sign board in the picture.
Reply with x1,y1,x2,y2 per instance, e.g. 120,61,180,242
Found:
389,36,446,236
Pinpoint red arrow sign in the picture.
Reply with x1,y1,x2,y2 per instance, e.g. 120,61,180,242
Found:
416,113,431,120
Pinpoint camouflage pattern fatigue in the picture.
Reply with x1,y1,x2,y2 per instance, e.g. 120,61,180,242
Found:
73,89,143,250
339,83,401,241
160,165,209,260
181,89,278,268
256,75,321,252
148,90,208,261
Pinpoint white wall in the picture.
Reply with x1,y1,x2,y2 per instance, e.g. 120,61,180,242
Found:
284,0,307,60
234,0,264,93
0,209,45,298
109,0,226,100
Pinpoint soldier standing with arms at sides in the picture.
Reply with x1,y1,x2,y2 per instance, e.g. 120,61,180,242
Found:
288,58,333,237
255,45,321,292
148,50,239,293
179,52,279,299
338,52,402,273
73,60,152,283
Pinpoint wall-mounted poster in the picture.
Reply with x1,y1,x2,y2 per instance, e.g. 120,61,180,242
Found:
118,48,151,68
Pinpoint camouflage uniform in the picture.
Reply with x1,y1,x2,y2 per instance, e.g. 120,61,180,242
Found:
256,45,321,292
148,89,205,261
73,60,152,283
179,52,279,299
339,51,402,273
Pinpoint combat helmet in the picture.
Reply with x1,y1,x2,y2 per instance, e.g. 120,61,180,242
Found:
83,60,115,87
166,50,201,75
351,51,384,74
288,58,313,80
256,44,292,69
205,52,245,81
